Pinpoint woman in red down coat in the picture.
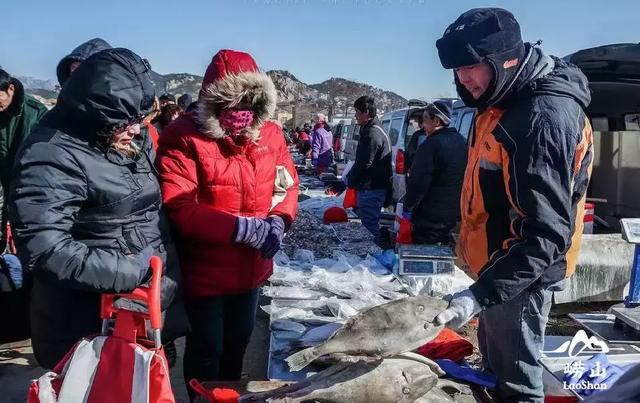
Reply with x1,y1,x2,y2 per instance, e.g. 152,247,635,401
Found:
156,49,299,386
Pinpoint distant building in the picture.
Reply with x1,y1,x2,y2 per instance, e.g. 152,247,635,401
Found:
276,111,293,125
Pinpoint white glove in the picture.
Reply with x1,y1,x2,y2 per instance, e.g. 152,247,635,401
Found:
434,289,482,329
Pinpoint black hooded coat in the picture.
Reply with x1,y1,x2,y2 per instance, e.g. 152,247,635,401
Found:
9,48,182,368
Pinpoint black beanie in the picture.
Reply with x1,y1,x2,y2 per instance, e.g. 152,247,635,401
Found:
426,100,452,126
436,8,523,69
436,8,527,107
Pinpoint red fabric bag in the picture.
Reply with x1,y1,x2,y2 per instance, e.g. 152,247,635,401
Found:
342,188,358,209
416,328,474,362
396,217,413,244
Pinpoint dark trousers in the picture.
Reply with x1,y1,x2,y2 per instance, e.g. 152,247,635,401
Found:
412,220,456,245
478,285,554,402
183,289,259,396
356,189,387,244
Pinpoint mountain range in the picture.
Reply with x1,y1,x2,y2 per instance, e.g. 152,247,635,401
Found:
20,69,409,121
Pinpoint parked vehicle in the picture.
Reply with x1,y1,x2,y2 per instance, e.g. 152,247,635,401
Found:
450,100,474,141
565,43,640,230
342,122,360,163
329,119,352,162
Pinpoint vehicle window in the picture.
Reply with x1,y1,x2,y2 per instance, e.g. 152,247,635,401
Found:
451,112,460,130
389,118,403,146
353,125,361,141
381,120,391,134
458,112,474,140
405,122,418,148
592,117,609,131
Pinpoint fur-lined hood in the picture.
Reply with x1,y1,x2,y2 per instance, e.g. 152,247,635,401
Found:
197,50,277,141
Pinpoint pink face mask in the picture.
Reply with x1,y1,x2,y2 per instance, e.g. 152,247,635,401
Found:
219,109,255,134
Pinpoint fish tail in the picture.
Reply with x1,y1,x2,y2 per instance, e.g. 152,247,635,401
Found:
285,346,321,371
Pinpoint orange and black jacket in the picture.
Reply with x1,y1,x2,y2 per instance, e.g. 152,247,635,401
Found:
459,50,594,308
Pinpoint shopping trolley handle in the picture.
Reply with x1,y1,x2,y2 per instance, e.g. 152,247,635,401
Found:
100,255,163,330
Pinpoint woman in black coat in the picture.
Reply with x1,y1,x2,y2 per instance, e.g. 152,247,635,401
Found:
8,48,182,369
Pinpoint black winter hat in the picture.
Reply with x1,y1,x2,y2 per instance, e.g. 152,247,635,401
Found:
436,8,528,108
57,48,156,138
436,8,523,69
426,100,452,126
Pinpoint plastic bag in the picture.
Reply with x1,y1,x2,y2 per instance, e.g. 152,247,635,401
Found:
262,286,328,300
397,217,413,244
293,249,315,263
343,188,358,209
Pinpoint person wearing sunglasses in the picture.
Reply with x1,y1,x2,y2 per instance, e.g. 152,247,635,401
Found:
8,48,181,370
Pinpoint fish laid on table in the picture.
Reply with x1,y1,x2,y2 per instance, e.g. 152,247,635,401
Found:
315,352,444,375
240,356,440,403
285,295,448,371
415,380,474,402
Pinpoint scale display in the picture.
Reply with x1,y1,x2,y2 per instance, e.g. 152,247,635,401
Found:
621,218,640,244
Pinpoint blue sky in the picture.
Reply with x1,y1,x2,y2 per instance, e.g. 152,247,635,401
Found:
1,0,638,99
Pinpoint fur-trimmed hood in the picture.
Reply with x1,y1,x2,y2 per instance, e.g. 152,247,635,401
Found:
197,49,277,141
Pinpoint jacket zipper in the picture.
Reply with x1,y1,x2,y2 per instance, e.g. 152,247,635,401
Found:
467,158,479,215
467,110,491,215
239,156,245,215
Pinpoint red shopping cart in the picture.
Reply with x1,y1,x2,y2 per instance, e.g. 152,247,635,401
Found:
28,256,175,403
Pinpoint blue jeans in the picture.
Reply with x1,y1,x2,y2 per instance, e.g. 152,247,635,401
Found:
478,285,554,403
356,189,386,244
183,289,259,398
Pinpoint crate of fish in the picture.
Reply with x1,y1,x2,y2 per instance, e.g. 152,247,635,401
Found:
396,244,455,276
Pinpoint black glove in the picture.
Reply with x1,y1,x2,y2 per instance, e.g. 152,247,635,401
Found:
260,215,285,259
234,216,271,249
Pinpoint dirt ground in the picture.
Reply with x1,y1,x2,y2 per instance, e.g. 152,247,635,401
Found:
0,296,614,402
0,299,272,403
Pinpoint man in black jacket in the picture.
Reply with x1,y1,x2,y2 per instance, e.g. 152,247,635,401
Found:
404,115,426,172
404,101,467,244
346,96,392,244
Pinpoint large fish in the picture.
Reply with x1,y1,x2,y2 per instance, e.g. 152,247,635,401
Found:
415,380,474,402
285,295,448,371
240,356,440,403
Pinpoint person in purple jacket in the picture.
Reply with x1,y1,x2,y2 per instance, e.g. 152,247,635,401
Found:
310,113,334,174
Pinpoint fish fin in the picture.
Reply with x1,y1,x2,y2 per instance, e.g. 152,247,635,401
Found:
285,346,321,372
396,352,445,376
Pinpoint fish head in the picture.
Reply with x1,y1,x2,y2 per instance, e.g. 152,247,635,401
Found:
423,321,444,340
398,364,439,400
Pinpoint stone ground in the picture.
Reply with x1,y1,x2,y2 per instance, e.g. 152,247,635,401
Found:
0,306,270,403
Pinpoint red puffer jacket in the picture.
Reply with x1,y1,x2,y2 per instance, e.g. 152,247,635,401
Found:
157,116,298,296
156,49,299,297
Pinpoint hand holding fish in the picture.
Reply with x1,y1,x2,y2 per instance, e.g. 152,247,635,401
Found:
434,289,482,329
